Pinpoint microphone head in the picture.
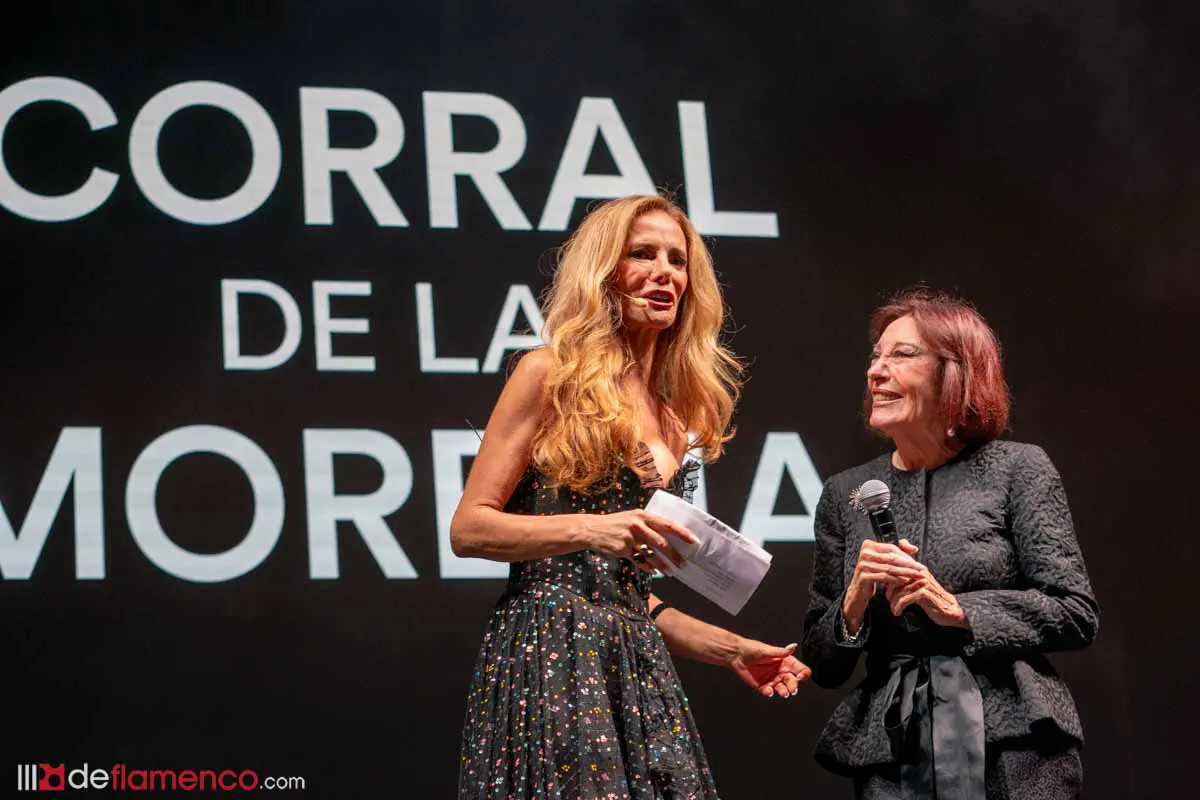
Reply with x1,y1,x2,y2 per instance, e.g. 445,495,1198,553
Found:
851,479,891,513
625,293,650,308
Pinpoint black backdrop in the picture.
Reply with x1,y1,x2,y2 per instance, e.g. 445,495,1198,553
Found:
4,2,1197,797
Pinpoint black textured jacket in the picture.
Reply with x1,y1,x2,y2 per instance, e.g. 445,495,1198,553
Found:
801,440,1099,774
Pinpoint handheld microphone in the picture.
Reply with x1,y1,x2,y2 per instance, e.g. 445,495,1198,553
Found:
854,479,898,544
851,479,925,633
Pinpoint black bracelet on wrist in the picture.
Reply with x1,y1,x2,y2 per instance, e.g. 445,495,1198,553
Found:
649,602,671,621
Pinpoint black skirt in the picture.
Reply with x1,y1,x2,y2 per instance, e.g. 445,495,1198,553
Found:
854,737,1082,800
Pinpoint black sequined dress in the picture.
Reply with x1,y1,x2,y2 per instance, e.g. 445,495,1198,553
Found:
458,448,719,800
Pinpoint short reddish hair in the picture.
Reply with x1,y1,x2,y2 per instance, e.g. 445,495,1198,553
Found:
866,289,1010,443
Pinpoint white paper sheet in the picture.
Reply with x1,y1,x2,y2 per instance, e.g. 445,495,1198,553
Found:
644,489,773,616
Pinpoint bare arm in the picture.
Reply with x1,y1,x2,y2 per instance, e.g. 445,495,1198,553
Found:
449,350,590,561
649,594,743,665
449,350,695,564
650,595,810,697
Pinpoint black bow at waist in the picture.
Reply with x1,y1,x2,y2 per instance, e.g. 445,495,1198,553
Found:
878,652,986,800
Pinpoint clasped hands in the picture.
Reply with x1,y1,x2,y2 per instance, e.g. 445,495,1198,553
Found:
842,539,968,631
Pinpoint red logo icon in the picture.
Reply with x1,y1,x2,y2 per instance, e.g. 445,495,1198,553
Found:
38,763,65,791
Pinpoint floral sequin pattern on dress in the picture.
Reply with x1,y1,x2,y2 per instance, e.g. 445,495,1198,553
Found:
458,448,716,799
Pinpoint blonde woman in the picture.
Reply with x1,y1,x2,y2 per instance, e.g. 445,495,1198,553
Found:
452,195,810,799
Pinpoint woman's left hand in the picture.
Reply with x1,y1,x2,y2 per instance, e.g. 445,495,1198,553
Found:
729,640,813,698
886,564,968,628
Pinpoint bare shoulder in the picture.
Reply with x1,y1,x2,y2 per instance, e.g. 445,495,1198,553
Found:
494,347,553,420
509,346,554,385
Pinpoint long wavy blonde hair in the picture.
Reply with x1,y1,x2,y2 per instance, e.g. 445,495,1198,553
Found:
531,195,743,490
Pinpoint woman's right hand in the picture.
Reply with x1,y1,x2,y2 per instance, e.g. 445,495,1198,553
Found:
842,538,923,633
578,510,698,572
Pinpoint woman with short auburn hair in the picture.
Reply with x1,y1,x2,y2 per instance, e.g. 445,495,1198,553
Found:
803,289,1098,799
